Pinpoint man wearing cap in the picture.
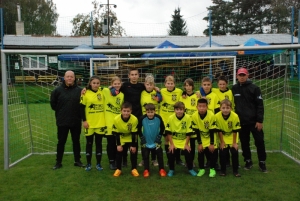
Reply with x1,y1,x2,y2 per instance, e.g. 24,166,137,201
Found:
232,67,267,173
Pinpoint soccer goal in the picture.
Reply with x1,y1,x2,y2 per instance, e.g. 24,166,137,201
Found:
1,46,300,169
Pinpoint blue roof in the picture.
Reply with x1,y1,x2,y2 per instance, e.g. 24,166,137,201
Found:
58,44,107,61
141,40,196,58
195,41,237,56
238,38,282,55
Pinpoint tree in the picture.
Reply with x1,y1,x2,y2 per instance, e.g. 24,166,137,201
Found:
71,0,125,36
168,7,188,36
1,0,58,35
203,0,232,36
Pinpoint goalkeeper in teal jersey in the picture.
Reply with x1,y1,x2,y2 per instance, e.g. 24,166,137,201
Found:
215,99,241,177
138,103,166,177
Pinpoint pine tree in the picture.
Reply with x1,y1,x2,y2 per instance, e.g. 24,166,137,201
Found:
168,7,188,36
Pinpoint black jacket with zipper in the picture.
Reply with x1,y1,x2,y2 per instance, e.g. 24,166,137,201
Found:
231,80,264,125
50,81,82,127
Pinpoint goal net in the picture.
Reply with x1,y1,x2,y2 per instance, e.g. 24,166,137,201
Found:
1,47,300,169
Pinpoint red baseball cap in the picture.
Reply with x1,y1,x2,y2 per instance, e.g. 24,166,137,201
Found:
237,68,249,75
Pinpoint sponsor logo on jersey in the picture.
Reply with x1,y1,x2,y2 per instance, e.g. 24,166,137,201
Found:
204,121,209,129
181,121,186,129
228,121,232,129
116,97,121,105
127,123,132,131
172,94,177,101
191,98,196,106
97,93,102,101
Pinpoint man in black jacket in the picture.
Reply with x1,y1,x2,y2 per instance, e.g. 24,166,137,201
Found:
232,68,267,172
50,70,85,170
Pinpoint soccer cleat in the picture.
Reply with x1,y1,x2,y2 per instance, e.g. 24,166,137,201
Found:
189,169,197,176
74,161,85,168
152,160,159,166
138,160,144,167
234,172,241,177
209,168,216,178
85,164,92,171
244,159,253,170
113,169,122,177
143,170,150,178
109,163,117,170
167,170,174,177
52,163,62,170
96,164,103,171
159,169,167,177
197,169,205,177
131,168,139,177
259,161,267,173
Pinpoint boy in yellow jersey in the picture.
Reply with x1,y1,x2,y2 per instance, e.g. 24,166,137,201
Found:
180,78,198,167
215,99,241,177
160,75,184,166
138,103,166,178
80,76,106,171
212,75,236,167
112,102,139,177
103,76,124,170
198,76,220,169
191,98,217,177
139,75,162,167
165,101,197,177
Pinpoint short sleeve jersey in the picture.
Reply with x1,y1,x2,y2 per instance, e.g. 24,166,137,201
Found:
212,88,234,109
191,110,217,147
80,88,105,129
160,88,183,125
103,88,124,134
179,93,198,117
140,90,159,115
165,113,193,149
112,114,138,145
215,111,241,145
197,90,220,114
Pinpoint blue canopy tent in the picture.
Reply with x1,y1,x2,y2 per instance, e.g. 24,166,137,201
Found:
237,38,282,55
141,40,196,58
195,41,237,56
58,44,107,61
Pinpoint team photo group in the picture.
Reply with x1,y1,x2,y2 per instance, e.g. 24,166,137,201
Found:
50,67,267,178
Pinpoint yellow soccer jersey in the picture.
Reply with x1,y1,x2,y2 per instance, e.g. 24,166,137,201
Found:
140,90,159,115
196,90,220,114
80,88,106,131
215,111,241,145
165,113,193,149
180,93,198,138
212,88,234,109
160,88,183,125
103,88,124,134
191,110,217,148
112,114,138,145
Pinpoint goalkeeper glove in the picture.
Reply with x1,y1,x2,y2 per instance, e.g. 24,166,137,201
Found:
110,87,119,96
154,91,162,102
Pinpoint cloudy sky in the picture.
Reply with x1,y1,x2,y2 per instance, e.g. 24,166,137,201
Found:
53,0,216,36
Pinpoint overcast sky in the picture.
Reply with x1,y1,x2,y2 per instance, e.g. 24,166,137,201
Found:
53,0,215,36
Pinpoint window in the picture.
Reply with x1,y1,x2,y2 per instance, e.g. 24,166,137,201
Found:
92,55,119,70
21,55,48,70
274,52,296,66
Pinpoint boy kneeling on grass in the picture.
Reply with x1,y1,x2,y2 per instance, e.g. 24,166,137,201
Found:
138,103,166,178
165,101,197,177
112,102,139,177
215,99,241,177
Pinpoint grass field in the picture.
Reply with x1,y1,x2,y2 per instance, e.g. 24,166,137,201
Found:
1,78,300,200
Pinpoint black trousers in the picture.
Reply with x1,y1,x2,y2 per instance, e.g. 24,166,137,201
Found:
167,149,193,171
106,135,116,164
239,124,267,162
116,143,137,170
219,146,239,173
198,147,217,169
190,138,196,162
56,124,82,163
85,134,104,164
142,147,164,171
